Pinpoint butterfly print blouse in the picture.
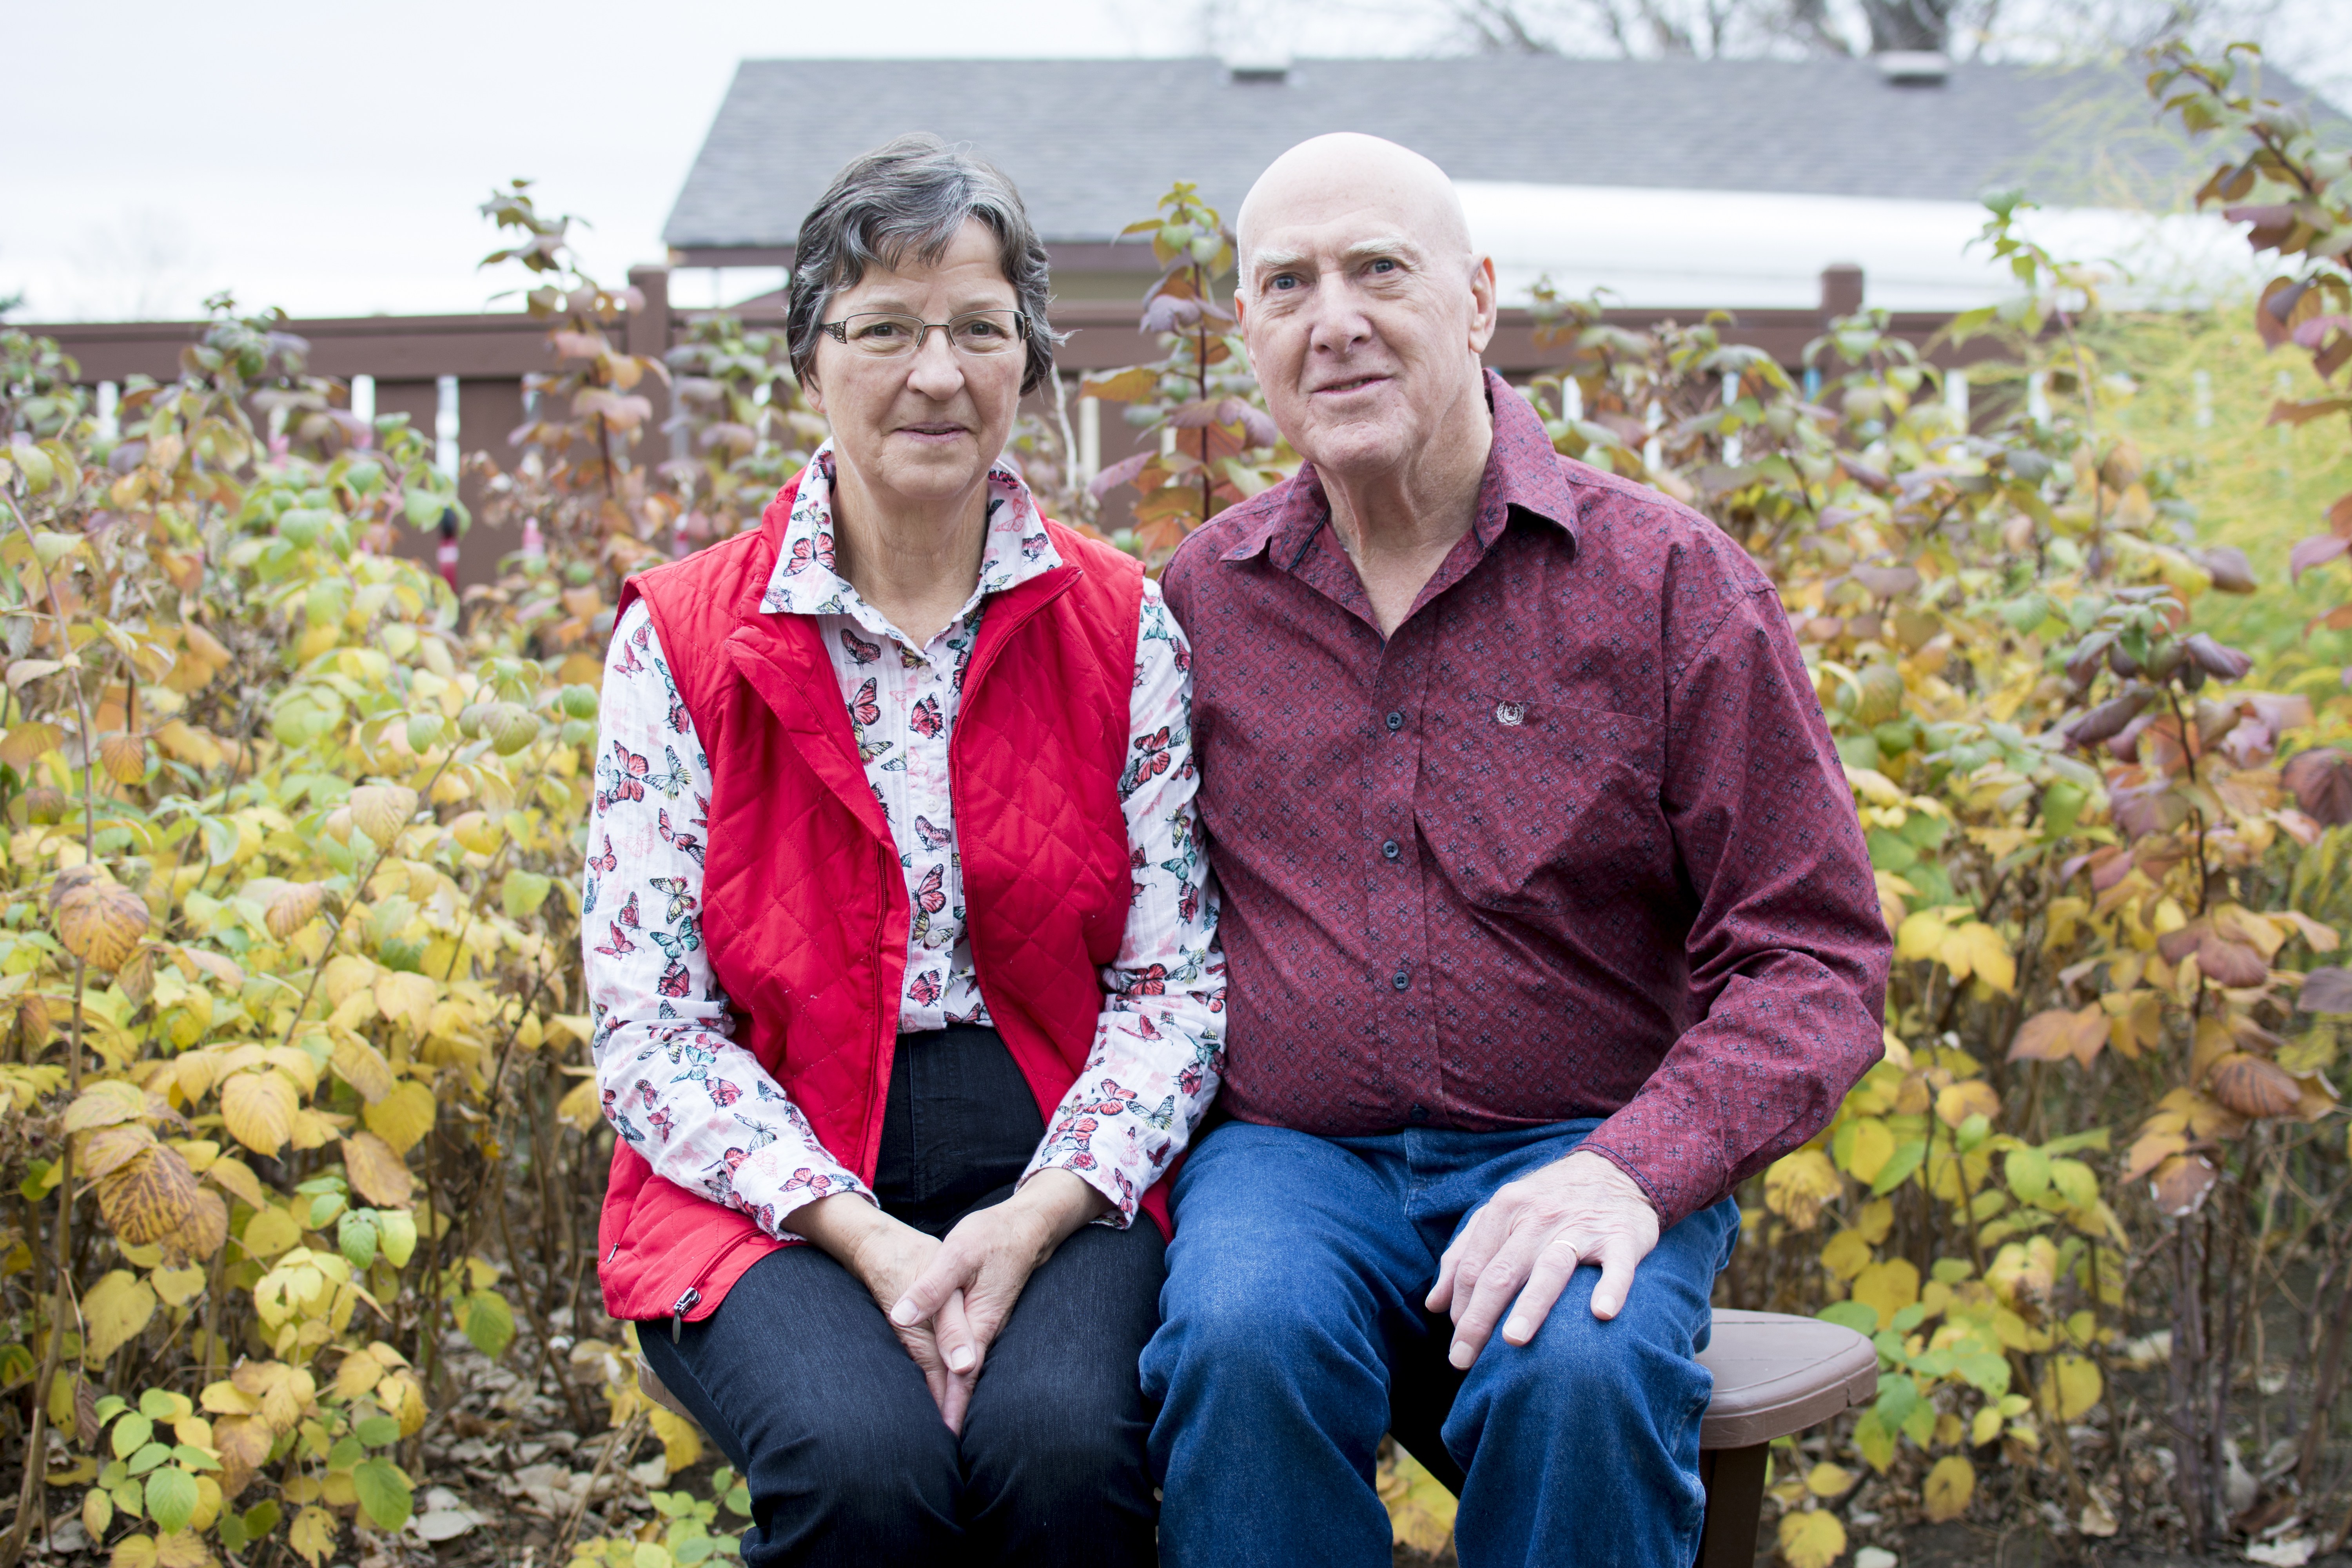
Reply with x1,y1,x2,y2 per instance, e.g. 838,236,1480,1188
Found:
585,443,1225,1236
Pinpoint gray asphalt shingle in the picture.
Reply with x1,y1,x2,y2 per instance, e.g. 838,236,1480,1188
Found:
662,54,2233,252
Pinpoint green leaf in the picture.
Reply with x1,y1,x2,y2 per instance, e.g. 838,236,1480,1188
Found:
111,1412,154,1457
145,1465,198,1533
463,1288,516,1360
352,1455,414,1531
328,1436,364,1469
377,1209,418,1268
355,1416,402,1448
126,1440,171,1475
1819,1301,1880,1337
1954,1352,2012,1398
242,1499,282,1540
1870,1138,1929,1196
502,871,553,919
339,1209,380,1270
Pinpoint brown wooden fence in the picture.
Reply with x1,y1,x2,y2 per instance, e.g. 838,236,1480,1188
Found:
22,263,1977,582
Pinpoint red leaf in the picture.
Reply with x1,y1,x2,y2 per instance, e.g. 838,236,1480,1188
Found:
1086,451,1153,499
2290,534,2349,580
2283,748,2352,826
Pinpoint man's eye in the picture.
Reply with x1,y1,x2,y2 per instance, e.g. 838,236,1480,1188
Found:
1368,259,1397,274
1269,274,1299,290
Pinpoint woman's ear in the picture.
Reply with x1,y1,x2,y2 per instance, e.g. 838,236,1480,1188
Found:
802,369,826,417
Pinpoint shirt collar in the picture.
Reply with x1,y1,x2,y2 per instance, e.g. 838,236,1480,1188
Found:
1221,368,1578,565
760,441,1063,619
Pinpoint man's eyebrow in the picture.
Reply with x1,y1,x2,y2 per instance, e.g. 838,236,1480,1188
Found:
1339,236,1420,265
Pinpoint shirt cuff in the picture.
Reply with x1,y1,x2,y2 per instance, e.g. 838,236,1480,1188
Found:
728,1145,876,1241
1021,1144,1143,1229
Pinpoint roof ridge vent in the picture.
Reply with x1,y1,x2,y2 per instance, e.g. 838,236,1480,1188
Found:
1875,51,1949,85
1223,49,1292,83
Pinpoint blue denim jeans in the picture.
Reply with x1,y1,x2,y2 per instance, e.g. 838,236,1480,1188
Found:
1140,1118,1740,1568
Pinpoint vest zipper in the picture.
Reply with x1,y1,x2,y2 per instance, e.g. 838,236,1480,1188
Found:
671,1287,700,1342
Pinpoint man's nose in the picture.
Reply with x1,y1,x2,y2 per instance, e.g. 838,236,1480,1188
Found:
1304,290,1374,355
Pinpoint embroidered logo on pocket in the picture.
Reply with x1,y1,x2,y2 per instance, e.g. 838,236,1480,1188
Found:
1494,700,1526,727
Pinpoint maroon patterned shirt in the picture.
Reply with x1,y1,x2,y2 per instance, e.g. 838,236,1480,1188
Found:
1161,371,1891,1228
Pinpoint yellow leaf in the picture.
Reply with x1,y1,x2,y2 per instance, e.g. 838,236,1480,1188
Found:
1818,1229,1874,1281
0,720,62,769
100,733,149,786
94,1145,201,1247
264,883,326,941
111,1535,158,1568
220,1070,299,1158
363,1080,436,1155
649,1404,703,1475
151,720,223,771
2053,1354,2103,1421
330,1034,394,1103
1778,1507,1847,1568
63,1079,147,1132
1922,1454,1976,1522
330,1347,384,1401
1846,1117,1896,1184
239,1208,302,1260
154,1264,207,1307
287,1504,337,1568
1896,911,1949,962
373,971,437,1036
1381,1447,1457,1555
153,1530,212,1568
1805,1461,1857,1497
340,1132,414,1208
1851,1258,1920,1329
204,1154,269,1212
1935,1080,2001,1128
321,955,378,1009
80,1122,159,1179
555,1075,602,1132
348,784,420,847
51,867,151,971
1971,1406,2004,1445
82,1269,158,1362
1855,1198,1895,1244
83,1488,113,1543
1764,1148,1842,1230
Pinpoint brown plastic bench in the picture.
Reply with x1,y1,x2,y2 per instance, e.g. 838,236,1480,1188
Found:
637,1306,1876,1564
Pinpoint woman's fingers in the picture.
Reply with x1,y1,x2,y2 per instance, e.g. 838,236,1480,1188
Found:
889,1238,974,1329
935,1288,980,1375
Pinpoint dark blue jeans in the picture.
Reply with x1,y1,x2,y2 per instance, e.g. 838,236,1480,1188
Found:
639,1027,1163,1567
1140,1118,1741,1568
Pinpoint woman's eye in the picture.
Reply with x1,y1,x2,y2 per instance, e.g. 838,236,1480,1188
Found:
858,321,902,339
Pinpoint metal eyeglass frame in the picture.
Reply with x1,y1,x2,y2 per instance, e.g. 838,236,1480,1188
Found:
818,310,1030,356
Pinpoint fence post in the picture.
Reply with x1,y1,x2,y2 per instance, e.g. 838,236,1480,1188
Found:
627,265,675,462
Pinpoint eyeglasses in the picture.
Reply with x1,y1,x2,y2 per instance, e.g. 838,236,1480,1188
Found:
819,309,1028,358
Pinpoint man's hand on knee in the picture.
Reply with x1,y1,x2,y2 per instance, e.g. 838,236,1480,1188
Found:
1426,1149,1661,1367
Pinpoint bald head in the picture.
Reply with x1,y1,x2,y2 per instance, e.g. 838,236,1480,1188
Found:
1236,133,1475,290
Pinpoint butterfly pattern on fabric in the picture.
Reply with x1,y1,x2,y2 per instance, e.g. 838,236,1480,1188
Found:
585,441,1225,1239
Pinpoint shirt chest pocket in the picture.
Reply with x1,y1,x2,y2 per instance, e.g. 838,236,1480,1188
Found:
1417,690,1667,913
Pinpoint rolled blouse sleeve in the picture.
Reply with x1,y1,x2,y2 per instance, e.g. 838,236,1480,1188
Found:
583,602,873,1240
1021,578,1227,1224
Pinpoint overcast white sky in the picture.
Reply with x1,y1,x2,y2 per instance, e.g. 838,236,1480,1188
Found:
4,0,2346,323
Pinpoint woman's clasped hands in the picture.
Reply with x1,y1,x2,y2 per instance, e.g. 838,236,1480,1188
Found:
795,1170,1110,1432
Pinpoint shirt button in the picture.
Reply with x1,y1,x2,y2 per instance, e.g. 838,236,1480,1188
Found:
1381,839,1401,860
1391,968,1410,991
1408,1103,1430,1124
1385,710,1405,733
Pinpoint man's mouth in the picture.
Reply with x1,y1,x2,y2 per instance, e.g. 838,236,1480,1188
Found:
1312,374,1390,396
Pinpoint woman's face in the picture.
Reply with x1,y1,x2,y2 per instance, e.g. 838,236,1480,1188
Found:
804,218,1025,517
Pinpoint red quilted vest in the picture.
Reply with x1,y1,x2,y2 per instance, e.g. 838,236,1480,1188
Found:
595,473,1157,1326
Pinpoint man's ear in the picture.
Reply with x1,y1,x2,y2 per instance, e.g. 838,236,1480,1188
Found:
1466,255,1499,356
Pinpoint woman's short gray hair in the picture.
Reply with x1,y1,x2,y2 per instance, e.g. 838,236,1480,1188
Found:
786,133,1057,396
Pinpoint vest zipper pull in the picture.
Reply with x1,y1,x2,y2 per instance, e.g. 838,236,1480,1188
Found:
671,1288,700,1342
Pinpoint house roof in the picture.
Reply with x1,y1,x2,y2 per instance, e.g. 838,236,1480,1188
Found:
662,54,2244,257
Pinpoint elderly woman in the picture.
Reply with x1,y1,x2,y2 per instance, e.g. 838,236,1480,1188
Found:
583,133,1223,1566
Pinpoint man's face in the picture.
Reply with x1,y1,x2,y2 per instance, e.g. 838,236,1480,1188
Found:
1236,181,1497,480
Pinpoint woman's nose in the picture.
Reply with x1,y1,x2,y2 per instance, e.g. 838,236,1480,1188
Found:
905,330,967,397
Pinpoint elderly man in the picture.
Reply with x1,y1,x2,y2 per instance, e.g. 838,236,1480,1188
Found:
1138,133,1892,1567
